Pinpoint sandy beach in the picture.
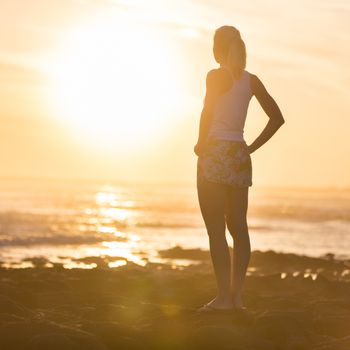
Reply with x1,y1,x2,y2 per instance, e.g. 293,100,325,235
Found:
1,247,350,350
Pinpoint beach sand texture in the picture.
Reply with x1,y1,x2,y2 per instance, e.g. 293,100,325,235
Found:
0,247,349,350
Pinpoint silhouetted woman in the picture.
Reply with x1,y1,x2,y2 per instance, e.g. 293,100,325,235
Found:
194,26,285,312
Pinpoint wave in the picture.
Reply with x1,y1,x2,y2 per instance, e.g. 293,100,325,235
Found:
0,233,127,247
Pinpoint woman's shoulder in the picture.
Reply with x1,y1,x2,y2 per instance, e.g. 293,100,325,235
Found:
205,68,232,91
246,70,258,80
208,68,256,82
247,72,261,84
246,71,264,95
206,67,231,80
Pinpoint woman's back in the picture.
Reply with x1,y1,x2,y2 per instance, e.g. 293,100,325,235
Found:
207,67,253,143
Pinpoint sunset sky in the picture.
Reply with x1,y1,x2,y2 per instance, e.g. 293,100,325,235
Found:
1,0,349,188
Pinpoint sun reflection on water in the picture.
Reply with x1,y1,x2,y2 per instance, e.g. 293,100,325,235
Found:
108,260,127,268
93,190,136,224
85,189,143,265
97,225,117,234
99,207,130,221
95,191,118,205
64,262,98,269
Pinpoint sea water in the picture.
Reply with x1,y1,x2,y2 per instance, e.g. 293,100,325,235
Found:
0,178,349,268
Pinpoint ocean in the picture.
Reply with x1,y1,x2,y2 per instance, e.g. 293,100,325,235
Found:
0,178,349,268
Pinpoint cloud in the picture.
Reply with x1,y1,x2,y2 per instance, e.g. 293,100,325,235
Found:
0,60,48,85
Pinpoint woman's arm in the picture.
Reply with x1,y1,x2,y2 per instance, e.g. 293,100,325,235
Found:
194,69,230,156
247,74,285,154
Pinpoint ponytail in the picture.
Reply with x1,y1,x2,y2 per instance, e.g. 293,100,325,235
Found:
213,26,247,79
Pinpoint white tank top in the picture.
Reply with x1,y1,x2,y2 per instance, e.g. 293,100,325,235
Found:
207,69,253,142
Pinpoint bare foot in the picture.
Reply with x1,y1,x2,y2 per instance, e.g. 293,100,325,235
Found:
231,294,245,309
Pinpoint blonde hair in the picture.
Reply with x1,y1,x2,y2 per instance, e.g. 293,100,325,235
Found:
213,26,246,79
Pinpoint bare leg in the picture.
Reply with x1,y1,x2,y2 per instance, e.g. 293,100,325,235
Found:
197,179,233,309
225,186,251,308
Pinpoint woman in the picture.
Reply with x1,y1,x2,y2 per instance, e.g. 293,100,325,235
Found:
194,25,285,312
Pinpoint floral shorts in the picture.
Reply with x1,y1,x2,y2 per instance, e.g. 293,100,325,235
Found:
197,138,252,188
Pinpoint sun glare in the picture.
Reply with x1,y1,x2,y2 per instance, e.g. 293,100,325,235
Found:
46,17,182,151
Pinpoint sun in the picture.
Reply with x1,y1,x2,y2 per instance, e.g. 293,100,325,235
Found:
45,16,182,151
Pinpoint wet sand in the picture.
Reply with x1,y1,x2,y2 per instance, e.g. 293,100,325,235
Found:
1,247,350,350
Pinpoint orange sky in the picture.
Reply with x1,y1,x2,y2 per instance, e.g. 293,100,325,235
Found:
1,0,349,188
